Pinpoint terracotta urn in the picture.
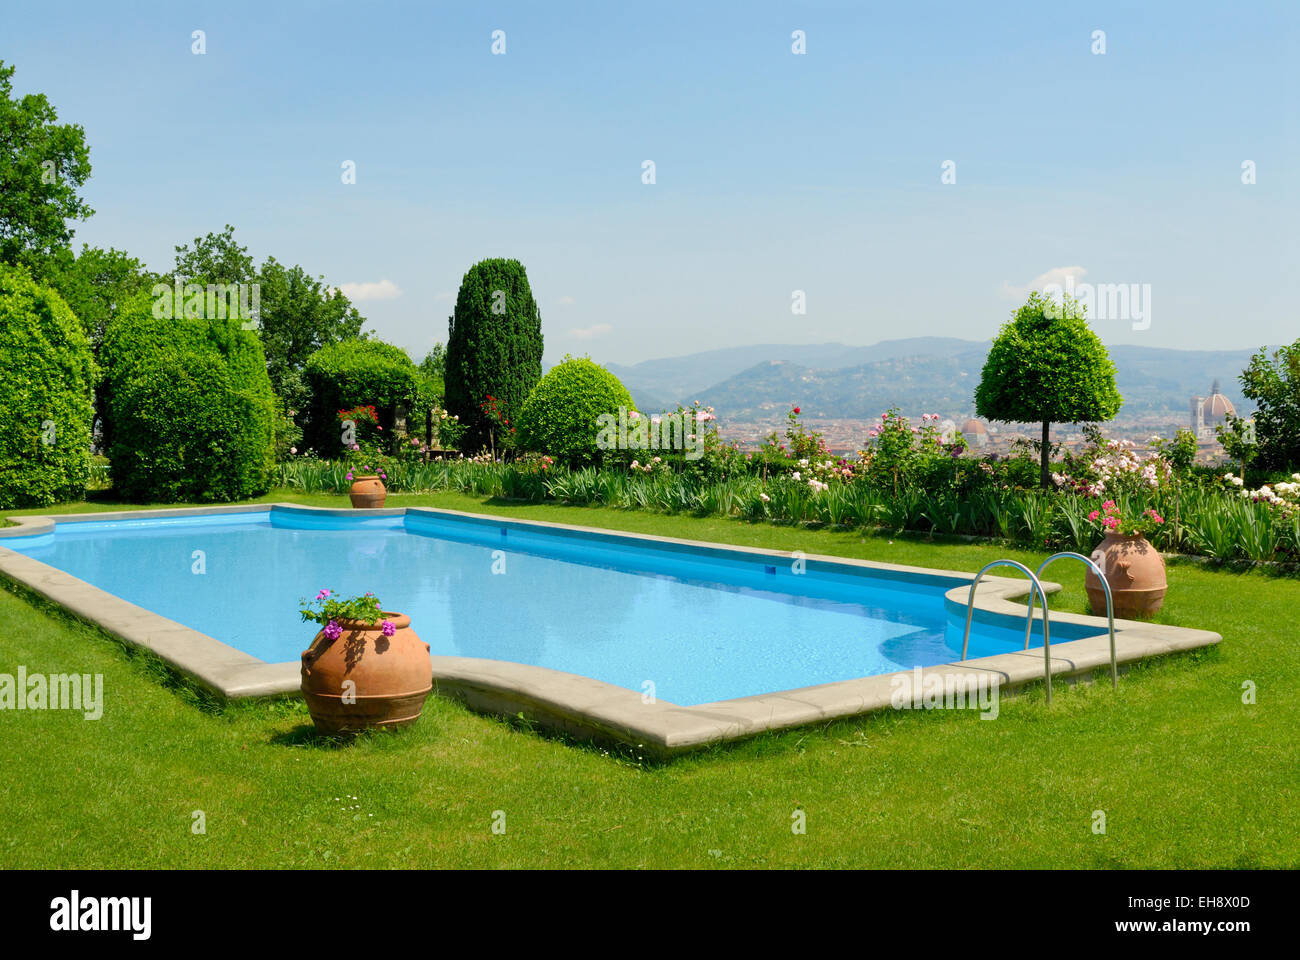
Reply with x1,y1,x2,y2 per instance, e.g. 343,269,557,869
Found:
349,474,387,508
300,613,432,733
1086,533,1167,619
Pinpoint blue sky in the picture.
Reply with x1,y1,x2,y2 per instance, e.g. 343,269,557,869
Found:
4,0,1295,364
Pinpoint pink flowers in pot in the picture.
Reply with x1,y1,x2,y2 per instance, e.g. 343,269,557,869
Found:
300,588,397,638
1087,500,1165,539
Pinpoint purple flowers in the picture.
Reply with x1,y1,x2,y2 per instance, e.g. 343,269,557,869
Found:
300,590,392,635
381,620,396,637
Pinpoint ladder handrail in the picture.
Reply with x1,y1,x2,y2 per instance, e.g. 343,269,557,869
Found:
959,559,1053,705
1030,552,1118,690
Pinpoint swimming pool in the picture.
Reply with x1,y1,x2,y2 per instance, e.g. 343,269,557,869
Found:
0,504,1220,753
3,505,1085,705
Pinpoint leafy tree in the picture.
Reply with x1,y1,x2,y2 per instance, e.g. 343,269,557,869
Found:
420,343,446,394
168,227,369,413
444,258,543,451
0,61,94,274
517,356,634,466
1233,340,1300,473
48,245,157,356
256,256,366,409
0,263,97,507
171,224,254,285
975,292,1122,488
1217,413,1259,485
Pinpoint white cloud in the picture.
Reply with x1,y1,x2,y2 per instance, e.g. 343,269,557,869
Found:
568,323,611,340
1000,266,1087,300
338,279,403,301
556,295,576,306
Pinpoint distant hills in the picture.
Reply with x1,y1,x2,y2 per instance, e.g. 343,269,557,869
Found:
598,338,1260,425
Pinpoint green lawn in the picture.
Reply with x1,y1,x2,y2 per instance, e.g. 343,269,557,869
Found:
1,490,1295,868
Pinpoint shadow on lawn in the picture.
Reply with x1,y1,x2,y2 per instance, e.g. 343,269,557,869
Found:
270,724,362,750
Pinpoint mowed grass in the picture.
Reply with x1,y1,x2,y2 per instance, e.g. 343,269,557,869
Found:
0,489,1295,868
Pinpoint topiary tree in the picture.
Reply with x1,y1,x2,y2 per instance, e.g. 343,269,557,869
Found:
301,338,422,455
975,291,1122,489
444,258,543,451
100,292,276,502
517,355,634,466
0,263,96,508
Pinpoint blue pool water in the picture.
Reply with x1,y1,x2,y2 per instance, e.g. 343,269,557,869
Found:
3,509,1086,705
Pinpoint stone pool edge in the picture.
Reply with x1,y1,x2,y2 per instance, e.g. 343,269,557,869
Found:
0,502,1221,757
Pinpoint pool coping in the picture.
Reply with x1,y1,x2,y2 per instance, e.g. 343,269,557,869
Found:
0,503,1221,756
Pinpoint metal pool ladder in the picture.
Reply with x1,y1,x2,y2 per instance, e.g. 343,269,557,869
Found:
958,554,1118,705
1033,553,1117,691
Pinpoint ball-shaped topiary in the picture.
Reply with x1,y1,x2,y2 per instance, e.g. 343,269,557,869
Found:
975,291,1122,488
517,356,634,465
0,263,97,508
100,292,276,502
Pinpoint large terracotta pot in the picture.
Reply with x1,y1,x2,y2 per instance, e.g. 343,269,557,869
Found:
300,613,432,733
1086,533,1167,618
349,475,386,508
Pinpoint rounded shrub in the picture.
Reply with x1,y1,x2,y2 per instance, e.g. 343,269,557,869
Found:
0,263,97,508
301,339,422,455
517,356,634,466
100,293,276,502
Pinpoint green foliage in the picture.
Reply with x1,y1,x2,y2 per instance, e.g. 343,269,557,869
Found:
419,343,446,396
1236,339,1300,472
299,589,387,629
1217,413,1259,483
0,61,94,273
271,452,1300,564
256,256,366,408
171,224,254,286
0,263,96,508
168,227,370,415
976,292,1123,487
517,355,634,466
401,344,449,449
46,245,157,357
273,408,304,463
302,339,421,454
100,293,276,502
1150,428,1199,476
444,258,544,450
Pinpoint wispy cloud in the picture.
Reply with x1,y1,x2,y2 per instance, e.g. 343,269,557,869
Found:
1000,266,1087,300
556,295,576,306
568,323,611,340
338,279,403,301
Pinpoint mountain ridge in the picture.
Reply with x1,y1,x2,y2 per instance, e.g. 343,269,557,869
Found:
596,338,1261,423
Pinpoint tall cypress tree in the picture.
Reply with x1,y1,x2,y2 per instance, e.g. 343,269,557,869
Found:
444,258,544,451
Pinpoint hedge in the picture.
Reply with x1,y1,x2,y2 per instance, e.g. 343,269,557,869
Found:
301,338,422,455
100,292,276,502
0,263,97,508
